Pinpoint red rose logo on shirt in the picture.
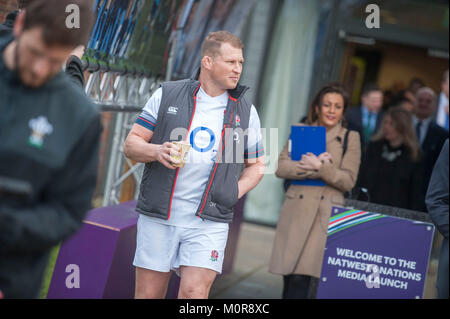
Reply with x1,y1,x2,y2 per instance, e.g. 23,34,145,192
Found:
210,250,219,262
235,115,241,127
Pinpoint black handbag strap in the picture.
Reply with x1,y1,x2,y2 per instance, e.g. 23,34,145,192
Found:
341,129,351,161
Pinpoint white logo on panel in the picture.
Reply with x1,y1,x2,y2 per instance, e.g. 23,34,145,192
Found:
168,106,178,115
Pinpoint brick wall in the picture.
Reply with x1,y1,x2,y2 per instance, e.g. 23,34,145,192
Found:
0,0,17,23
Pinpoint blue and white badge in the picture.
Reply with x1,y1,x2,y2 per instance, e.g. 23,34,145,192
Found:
190,127,216,153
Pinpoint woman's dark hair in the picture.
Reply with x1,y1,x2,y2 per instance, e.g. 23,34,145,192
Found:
307,83,349,127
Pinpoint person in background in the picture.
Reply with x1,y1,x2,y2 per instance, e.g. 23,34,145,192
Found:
412,87,449,211
408,78,426,94
382,89,394,111
397,96,415,113
426,139,449,299
269,84,361,299
345,83,384,152
387,90,415,113
357,107,424,211
405,77,426,103
0,0,99,298
434,70,449,131
0,0,86,89
399,78,425,111
124,31,265,299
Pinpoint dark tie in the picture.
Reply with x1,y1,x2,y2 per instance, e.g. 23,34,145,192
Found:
364,113,374,143
416,121,422,142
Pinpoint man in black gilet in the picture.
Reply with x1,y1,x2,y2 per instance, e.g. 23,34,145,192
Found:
124,31,266,299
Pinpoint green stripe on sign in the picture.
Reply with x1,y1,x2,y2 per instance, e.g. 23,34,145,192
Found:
329,209,359,222
328,215,386,236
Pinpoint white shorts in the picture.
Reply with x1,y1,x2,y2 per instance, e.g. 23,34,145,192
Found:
133,215,229,275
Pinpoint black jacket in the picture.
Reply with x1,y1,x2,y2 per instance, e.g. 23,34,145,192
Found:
426,139,449,239
419,122,449,208
357,139,424,211
425,139,449,298
0,35,101,298
345,106,384,148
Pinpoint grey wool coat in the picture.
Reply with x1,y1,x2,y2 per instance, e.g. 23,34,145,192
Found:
269,123,361,278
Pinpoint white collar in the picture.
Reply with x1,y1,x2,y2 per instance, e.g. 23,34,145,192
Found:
198,86,229,100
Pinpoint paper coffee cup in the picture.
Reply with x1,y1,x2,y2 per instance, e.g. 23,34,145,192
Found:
172,141,191,168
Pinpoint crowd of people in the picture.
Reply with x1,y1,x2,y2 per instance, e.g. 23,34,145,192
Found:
347,76,449,212
0,0,448,301
272,74,448,299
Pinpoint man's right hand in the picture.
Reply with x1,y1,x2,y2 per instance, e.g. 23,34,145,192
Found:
156,142,181,170
124,124,180,166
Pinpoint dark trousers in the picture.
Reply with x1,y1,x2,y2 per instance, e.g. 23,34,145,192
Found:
282,274,319,299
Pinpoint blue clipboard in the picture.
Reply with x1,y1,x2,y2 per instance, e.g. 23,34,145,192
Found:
290,126,326,187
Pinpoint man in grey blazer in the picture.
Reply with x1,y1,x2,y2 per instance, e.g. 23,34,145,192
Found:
426,139,449,299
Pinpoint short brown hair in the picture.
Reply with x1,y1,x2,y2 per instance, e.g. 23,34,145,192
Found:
201,31,243,58
361,83,382,97
23,0,94,47
307,83,350,126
